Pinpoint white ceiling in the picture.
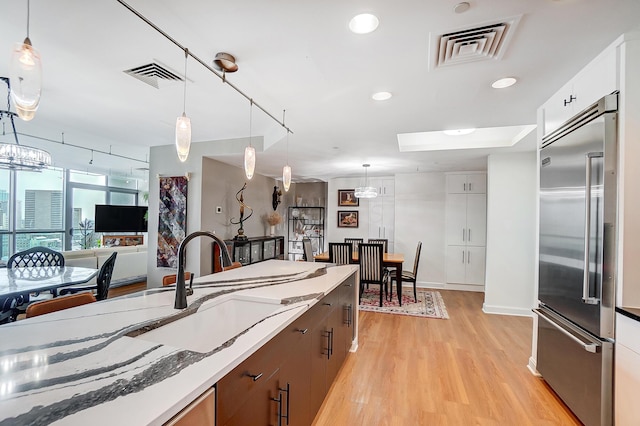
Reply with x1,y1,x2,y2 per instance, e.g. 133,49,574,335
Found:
1,0,639,182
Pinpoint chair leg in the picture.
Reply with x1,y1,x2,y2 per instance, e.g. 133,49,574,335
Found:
397,279,402,306
379,283,383,307
413,281,417,303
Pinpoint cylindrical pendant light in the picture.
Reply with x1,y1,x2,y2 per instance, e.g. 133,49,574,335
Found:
175,48,191,162
9,0,42,122
244,100,255,179
283,165,291,192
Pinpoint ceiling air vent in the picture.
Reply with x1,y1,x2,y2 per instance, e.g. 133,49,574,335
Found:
124,62,183,89
430,15,521,69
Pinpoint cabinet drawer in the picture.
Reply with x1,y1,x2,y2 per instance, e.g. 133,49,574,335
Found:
217,338,282,423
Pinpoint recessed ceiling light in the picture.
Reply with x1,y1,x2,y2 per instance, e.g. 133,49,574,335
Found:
453,2,471,14
372,91,392,101
443,128,476,136
491,77,517,89
349,13,379,34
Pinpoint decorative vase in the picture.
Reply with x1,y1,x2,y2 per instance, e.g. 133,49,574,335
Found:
269,225,275,236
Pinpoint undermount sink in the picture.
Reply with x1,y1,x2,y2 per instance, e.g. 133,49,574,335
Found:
132,294,283,354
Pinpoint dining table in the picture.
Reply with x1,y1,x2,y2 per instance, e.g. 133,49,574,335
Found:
0,266,99,313
314,251,405,305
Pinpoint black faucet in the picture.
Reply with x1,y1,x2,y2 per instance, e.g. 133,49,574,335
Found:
175,231,233,309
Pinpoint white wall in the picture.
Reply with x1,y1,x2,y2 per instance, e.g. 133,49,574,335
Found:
483,152,537,316
395,173,447,286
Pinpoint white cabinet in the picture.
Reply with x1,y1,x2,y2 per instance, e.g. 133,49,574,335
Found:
368,179,395,251
369,177,394,197
541,46,617,138
446,173,486,194
445,173,486,286
615,313,640,425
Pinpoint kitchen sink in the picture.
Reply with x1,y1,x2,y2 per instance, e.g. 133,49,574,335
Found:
132,294,283,354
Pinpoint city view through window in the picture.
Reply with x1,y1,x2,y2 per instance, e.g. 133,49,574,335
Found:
0,168,147,265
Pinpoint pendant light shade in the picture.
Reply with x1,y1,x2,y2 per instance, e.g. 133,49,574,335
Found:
175,48,191,162
244,100,256,179
283,165,291,192
244,145,255,180
175,113,191,162
355,163,378,198
10,1,42,122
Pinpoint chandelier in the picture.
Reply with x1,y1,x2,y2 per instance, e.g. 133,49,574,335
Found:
0,77,51,171
355,163,378,198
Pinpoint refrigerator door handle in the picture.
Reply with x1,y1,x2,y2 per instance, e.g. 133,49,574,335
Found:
583,152,603,305
534,308,599,353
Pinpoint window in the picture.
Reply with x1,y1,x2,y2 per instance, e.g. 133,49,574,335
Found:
16,168,64,231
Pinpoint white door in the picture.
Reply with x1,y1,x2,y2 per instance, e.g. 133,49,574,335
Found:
445,245,466,284
465,194,487,246
465,174,487,194
445,194,467,246
465,246,486,285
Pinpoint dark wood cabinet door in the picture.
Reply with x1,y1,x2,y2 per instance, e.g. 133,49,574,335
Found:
309,319,329,417
278,333,311,426
222,370,280,426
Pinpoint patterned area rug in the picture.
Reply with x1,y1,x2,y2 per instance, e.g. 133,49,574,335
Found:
359,287,449,319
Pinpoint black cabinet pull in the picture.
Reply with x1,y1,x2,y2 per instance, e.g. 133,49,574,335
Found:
271,393,283,426
323,302,332,306
279,383,290,425
325,330,331,359
247,372,263,381
297,328,308,334
328,328,334,358
345,304,352,327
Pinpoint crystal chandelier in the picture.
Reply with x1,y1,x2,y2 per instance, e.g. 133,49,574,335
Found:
354,163,377,198
0,77,50,171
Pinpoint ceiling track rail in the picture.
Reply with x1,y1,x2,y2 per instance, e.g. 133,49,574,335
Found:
115,0,293,135
15,132,149,164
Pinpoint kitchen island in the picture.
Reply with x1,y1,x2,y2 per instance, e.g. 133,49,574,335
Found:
0,260,358,425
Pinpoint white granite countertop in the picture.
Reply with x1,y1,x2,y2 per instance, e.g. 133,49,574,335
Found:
0,260,358,425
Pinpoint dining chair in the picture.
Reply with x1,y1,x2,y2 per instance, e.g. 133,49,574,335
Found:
328,242,352,265
390,241,422,303
59,252,117,301
367,239,388,253
302,238,315,262
344,238,363,253
358,243,386,307
163,272,193,286
25,292,97,318
8,246,65,268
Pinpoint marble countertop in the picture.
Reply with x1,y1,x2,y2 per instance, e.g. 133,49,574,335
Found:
0,260,358,425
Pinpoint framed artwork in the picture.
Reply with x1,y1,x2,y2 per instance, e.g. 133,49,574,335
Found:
338,210,359,228
157,176,188,267
338,189,359,206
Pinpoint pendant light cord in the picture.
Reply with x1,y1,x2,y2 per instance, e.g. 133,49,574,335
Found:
283,110,289,165
182,48,188,114
26,0,30,39
249,99,253,148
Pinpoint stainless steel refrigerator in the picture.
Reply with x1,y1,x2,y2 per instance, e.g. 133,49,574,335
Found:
536,93,618,426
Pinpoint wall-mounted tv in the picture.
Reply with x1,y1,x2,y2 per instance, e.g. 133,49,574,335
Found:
94,205,148,233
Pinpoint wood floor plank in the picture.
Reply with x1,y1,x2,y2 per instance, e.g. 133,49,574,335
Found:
313,289,581,425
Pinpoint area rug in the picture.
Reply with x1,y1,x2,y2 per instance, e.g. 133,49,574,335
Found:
358,287,449,319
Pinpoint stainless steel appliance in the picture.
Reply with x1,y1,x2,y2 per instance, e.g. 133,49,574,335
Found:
536,93,618,426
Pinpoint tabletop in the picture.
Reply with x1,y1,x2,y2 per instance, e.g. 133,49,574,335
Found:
0,266,99,299
314,251,405,264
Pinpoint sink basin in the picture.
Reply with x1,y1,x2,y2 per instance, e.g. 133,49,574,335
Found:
133,294,283,354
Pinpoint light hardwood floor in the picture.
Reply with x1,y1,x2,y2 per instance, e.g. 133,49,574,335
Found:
313,290,581,425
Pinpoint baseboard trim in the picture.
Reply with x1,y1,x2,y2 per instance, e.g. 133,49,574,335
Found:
482,304,534,317
527,356,541,377
416,282,485,292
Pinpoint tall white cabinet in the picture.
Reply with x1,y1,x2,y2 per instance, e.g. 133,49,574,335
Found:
445,173,487,287
368,178,395,252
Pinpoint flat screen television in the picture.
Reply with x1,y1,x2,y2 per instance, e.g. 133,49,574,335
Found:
94,205,148,232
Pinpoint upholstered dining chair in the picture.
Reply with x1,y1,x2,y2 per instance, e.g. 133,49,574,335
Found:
344,238,363,253
59,252,117,301
163,272,193,286
390,241,422,303
358,243,386,307
26,292,97,318
8,246,65,269
302,238,315,262
328,242,352,265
